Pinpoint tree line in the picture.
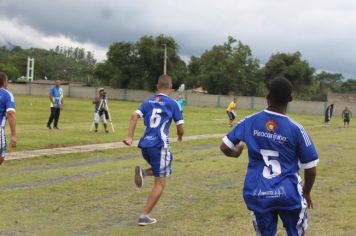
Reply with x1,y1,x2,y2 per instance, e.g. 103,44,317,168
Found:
1,35,356,101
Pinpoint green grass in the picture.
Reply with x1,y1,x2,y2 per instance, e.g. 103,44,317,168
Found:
0,95,355,235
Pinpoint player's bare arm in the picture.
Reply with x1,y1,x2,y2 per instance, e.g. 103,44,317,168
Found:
220,141,244,158
176,124,184,141
7,110,16,148
123,112,141,146
303,166,316,209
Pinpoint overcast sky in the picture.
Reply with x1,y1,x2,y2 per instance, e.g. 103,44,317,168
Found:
1,0,356,78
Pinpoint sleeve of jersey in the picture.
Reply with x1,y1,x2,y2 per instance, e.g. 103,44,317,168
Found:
172,101,184,125
297,129,319,169
222,120,245,149
5,92,16,113
135,102,146,118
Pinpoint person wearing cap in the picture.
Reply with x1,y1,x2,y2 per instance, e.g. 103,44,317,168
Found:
92,88,109,133
47,80,63,129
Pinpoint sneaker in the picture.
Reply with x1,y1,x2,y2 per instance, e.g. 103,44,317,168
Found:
138,215,157,226
134,166,144,188
105,130,109,133
54,126,59,129
47,125,52,130
95,129,98,132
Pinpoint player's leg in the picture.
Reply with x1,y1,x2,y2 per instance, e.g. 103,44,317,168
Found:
102,113,108,133
251,210,278,236
94,112,99,132
227,111,233,126
137,147,172,225
47,107,55,129
279,208,308,236
0,128,5,165
54,108,60,129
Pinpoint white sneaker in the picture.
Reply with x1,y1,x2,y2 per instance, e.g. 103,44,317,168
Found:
134,166,144,188
138,215,157,226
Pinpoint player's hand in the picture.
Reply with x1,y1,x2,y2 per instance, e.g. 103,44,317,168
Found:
11,136,16,148
177,136,183,142
60,104,64,110
303,193,313,209
123,137,133,146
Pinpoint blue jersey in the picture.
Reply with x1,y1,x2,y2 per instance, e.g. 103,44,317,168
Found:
0,88,16,127
223,110,319,213
49,86,63,107
136,93,184,149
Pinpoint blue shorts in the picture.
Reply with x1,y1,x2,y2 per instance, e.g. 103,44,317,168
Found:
0,127,6,157
251,208,308,236
141,146,173,177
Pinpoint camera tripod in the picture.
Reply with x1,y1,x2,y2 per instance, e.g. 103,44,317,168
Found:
90,96,115,133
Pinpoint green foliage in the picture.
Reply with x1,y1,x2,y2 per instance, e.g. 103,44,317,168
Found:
0,46,95,82
99,35,187,91
187,36,263,95
263,52,316,99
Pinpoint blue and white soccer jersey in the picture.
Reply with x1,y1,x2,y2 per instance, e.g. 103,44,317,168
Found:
223,110,319,235
0,88,16,157
136,93,183,177
50,86,63,108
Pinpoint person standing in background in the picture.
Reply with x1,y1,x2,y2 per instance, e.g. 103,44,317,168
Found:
226,96,237,127
341,107,352,128
47,80,63,129
0,72,16,165
176,93,185,114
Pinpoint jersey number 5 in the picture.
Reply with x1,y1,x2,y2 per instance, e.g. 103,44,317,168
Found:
150,108,162,128
260,149,281,179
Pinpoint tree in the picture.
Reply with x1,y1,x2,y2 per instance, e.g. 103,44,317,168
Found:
263,52,315,99
187,36,262,95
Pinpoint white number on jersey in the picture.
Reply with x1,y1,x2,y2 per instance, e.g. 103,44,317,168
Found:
260,149,281,179
149,108,162,128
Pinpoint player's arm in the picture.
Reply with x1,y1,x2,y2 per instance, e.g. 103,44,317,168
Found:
123,111,141,146
303,167,316,209
220,141,244,158
176,124,184,141
7,110,16,148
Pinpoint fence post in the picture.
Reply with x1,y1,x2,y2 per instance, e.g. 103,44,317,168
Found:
251,97,255,110
68,83,71,97
216,95,221,108
123,89,127,100
28,82,32,96
184,91,188,106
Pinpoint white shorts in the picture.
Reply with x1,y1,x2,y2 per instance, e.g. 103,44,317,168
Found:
94,112,107,124
0,127,6,157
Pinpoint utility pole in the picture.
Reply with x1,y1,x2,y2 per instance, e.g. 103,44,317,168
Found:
163,44,167,75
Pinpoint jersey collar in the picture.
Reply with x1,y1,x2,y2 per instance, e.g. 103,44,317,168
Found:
264,109,288,118
156,93,169,97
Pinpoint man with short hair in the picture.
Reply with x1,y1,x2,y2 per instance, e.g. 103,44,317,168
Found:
0,72,16,165
92,88,109,133
123,74,184,226
47,80,63,129
220,77,319,236
341,106,352,128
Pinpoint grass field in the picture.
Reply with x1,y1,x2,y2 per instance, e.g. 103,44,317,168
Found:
1,95,355,235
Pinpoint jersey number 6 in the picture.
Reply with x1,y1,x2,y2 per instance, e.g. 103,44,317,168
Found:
150,108,162,128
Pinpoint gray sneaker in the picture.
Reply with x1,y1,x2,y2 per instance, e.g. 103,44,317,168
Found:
134,166,144,188
138,215,157,226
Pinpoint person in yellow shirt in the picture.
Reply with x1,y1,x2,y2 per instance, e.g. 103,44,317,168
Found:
226,96,237,127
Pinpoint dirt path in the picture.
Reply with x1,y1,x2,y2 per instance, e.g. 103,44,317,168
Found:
7,133,225,160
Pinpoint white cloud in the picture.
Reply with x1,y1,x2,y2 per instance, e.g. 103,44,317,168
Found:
0,17,107,61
